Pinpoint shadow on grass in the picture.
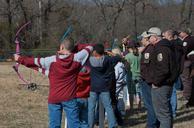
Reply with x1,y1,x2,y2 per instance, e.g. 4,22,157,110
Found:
174,106,194,124
124,115,146,127
124,107,147,127
176,107,194,118
174,113,194,124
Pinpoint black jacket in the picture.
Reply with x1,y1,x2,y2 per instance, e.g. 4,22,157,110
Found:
183,36,194,70
141,44,154,84
171,38,184,74
150,39,177,87
183,36,194,58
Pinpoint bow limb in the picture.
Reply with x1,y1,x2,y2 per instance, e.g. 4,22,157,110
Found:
13,21,31,85
15,21,31,37
60,26,73,42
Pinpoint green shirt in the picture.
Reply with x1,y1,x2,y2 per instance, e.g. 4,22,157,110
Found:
125,52,141,80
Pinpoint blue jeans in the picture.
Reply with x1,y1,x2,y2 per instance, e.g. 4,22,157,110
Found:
94,98,99,124
170,85,177,118
117,98,125,116
77,98,88,128
170,77,183,118
151,86,173,128
114,98,125,125
140,80,159,128
123,85,129,106
48,99,80,128
88,91,117,128
174,77,183,91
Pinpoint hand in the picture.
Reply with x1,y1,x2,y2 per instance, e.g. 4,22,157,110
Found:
105,51,115,56
14,54,20,61
122,35,131,44
152,84,158,88
122,38,127,44
190,69,194,78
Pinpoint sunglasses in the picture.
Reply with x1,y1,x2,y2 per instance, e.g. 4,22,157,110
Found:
146,31,157,35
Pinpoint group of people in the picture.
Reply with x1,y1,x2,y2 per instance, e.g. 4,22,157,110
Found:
13,26,194,128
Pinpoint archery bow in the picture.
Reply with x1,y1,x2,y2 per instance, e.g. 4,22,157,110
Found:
60,11,86,43
13,21,73,90
13,21,38,90
60,26,73,43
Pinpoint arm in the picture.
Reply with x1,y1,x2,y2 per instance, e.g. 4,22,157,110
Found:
114,64,120,81
15,54,56,71
115,63,126,84
74,46,93,65
73,43,95,53
188,52,194,77
124,55,131,71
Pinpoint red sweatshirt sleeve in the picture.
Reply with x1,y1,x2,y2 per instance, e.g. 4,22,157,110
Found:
18,56,37,68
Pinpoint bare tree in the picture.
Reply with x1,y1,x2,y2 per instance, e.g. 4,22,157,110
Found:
0,0,193,51
126,0,141,40
92,0,126,41
187,0,193,27
0,0,16,49
179,0,193,27
17,0,28,22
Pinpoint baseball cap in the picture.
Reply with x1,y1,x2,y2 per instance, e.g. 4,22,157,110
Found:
139,31,150,38
146,27,162,36
178,27,192,35
137,31,150,41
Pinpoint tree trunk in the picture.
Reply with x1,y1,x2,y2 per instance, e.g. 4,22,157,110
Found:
6,0,13,49
133,1,138,41
43,0,51,47
179,0,187,27
186,0,193,27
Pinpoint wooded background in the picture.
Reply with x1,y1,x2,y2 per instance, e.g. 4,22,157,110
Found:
0,0,193,51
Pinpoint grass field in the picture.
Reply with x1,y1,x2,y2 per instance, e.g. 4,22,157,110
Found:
0,62,194,128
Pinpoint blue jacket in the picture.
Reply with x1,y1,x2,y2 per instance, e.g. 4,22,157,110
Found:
89,55,121,92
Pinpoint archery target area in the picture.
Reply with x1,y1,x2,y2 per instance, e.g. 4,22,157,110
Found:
0,62,194,128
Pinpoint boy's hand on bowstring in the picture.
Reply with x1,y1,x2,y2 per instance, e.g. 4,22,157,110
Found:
14,54,20,62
